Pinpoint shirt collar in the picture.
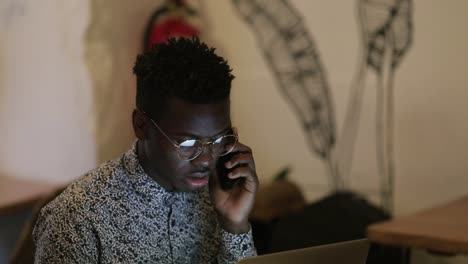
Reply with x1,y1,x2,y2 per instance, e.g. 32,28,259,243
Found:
122,141,206,206
122,141,175,205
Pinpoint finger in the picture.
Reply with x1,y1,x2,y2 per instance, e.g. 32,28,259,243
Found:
229,142,252,154
228,166,258,194
227,166,252,179
224,142,259,191
225,152,254,170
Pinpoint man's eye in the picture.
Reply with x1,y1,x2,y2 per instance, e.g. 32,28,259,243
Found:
213,136,224,144
179,140,197,147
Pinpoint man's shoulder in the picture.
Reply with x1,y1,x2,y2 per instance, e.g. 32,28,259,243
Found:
42,158,129,216
33,155,136,241
74,158,125,192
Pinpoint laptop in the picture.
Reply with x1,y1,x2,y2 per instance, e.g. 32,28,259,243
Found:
238,239,370,264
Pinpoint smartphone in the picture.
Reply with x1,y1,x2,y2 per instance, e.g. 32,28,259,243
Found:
216,152,239,190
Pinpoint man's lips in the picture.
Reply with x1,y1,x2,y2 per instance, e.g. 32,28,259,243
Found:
186,172,210,187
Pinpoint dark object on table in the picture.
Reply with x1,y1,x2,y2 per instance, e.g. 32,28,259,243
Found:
252,191,405,264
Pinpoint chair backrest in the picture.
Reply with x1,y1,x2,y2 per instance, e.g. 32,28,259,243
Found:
9,186,66,264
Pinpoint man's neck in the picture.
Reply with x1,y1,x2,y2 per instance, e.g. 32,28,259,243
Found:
136,141,175,191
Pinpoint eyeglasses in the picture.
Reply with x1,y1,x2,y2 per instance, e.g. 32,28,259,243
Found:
144,112,238,161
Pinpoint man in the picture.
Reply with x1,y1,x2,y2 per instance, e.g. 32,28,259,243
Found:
34,37,259,263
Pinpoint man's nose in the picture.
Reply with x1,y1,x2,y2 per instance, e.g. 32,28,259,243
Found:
192,145,215,167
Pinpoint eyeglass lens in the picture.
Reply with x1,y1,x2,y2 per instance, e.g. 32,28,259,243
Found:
178,135,237,160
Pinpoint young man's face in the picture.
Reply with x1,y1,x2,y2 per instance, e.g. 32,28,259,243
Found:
139,96,232,192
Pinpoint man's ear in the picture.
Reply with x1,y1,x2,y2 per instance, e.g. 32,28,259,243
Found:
132,109,148,140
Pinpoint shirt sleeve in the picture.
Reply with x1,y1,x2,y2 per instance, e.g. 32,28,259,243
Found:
217,226,257,264
33,202,99,263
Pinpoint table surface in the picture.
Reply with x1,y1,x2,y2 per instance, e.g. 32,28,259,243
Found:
367,195,468,255
0,176,61,215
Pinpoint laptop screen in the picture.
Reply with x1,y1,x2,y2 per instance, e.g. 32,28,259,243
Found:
238,239,369,264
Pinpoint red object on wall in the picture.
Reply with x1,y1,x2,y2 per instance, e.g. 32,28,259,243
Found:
148,17,199,46
144,0,201,50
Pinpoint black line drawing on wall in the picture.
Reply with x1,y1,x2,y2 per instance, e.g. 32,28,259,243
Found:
232,0,341,190
338,0,413,211
233,0,413,212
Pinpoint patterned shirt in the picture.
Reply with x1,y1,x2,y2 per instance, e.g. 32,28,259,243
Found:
33,143,256,263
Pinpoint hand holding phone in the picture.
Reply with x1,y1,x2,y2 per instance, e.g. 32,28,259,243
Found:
210,141,259,234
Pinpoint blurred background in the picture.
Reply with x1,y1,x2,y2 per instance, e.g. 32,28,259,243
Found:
1,0,467,263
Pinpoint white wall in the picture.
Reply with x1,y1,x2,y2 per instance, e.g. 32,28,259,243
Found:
85,0,162,163
0,0,96,183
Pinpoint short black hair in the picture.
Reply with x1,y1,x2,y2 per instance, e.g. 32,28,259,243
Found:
133,37,234,116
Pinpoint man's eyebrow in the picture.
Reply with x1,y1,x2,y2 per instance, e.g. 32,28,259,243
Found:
171,127,233,139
